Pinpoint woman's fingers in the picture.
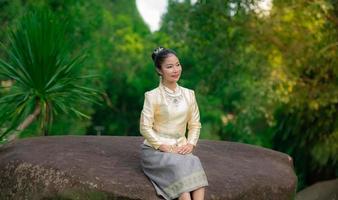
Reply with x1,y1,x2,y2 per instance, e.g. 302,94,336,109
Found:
185,147,192,154
185,145,193,154
177,146,183,154
169,144,193,154
178,145,192,154
177,146,184,154
161,143,195,154
159,144,174,153
173,146,180,153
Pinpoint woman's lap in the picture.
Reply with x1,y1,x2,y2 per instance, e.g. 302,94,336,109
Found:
140,143,208,200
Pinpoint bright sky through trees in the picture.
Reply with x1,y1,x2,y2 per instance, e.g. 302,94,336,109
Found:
136,0,272,32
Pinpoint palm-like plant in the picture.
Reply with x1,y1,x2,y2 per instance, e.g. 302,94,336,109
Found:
0,9,100,141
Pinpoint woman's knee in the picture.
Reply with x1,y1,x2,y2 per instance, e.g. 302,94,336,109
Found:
179,192,191,200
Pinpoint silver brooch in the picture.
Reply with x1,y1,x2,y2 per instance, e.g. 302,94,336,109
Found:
166,94,183,107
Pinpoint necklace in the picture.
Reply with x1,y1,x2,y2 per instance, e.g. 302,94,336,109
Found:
161,83,183,107
164,87,183,107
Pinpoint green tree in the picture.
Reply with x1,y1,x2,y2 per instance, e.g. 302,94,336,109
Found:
159,0,338,189
263,0,338,189
0,9,100,142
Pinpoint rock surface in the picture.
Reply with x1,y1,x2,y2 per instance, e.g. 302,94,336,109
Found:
296,179,338,200
0,136,297,200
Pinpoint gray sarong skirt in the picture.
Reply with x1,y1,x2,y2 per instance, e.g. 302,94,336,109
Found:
140,143,209,200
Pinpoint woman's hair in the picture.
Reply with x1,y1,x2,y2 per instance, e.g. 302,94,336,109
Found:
151,47,177,71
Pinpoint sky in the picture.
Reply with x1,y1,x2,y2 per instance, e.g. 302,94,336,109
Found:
135,0,168,32
136,0,198,32
136,0,272,32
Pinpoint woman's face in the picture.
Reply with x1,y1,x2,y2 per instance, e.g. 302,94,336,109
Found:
157,54,182,83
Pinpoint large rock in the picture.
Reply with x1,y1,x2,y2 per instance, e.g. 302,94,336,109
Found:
296,179,338,200
0,136,297,200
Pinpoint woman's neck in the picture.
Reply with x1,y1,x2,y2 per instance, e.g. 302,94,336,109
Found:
162,79,177,92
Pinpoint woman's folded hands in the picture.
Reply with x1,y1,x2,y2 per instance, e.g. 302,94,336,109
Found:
159,143,194,154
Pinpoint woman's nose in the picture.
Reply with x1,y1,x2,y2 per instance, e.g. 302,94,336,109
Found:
173,66,180,72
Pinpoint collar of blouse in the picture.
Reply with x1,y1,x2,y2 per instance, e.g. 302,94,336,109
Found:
159,77,181,96
159,77,184,106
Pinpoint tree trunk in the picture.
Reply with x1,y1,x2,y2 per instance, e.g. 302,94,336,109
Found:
7,100,41,142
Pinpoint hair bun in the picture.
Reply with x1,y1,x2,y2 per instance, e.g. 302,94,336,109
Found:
151,46,165,61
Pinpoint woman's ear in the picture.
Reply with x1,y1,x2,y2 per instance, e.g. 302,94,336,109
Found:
156,68,163,76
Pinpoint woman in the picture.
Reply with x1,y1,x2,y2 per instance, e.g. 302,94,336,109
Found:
139,47,208,200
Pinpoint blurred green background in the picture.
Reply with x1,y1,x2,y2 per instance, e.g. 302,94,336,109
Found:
0,0,337,191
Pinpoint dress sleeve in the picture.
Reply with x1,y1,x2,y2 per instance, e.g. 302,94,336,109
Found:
187,90,202,147
139,92,162,149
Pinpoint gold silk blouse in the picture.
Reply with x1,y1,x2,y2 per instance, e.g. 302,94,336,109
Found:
139,80,202,149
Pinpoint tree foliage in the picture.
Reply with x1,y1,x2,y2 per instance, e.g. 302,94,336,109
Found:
0,8,100,140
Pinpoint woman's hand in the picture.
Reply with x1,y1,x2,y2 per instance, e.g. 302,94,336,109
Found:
159,144,177,153
177,143,194,155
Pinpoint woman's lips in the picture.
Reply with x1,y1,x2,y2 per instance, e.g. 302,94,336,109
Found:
172,74,180,78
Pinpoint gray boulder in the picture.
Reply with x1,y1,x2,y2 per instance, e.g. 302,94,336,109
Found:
296,179,338,200
0,136,297,199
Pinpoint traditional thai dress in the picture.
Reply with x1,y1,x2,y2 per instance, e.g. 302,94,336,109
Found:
139,78,208,200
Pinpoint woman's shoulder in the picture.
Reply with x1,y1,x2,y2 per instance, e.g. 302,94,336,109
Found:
143,87,162,104
179,85,195,96
144,86,161,96
179,86,198,105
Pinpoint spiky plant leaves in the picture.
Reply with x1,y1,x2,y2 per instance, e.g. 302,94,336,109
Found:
0,9,101,141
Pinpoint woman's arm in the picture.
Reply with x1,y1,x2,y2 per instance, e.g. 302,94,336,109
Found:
140,92,179,153
139,92,163,149
178,90,201,154
187,90,202,147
